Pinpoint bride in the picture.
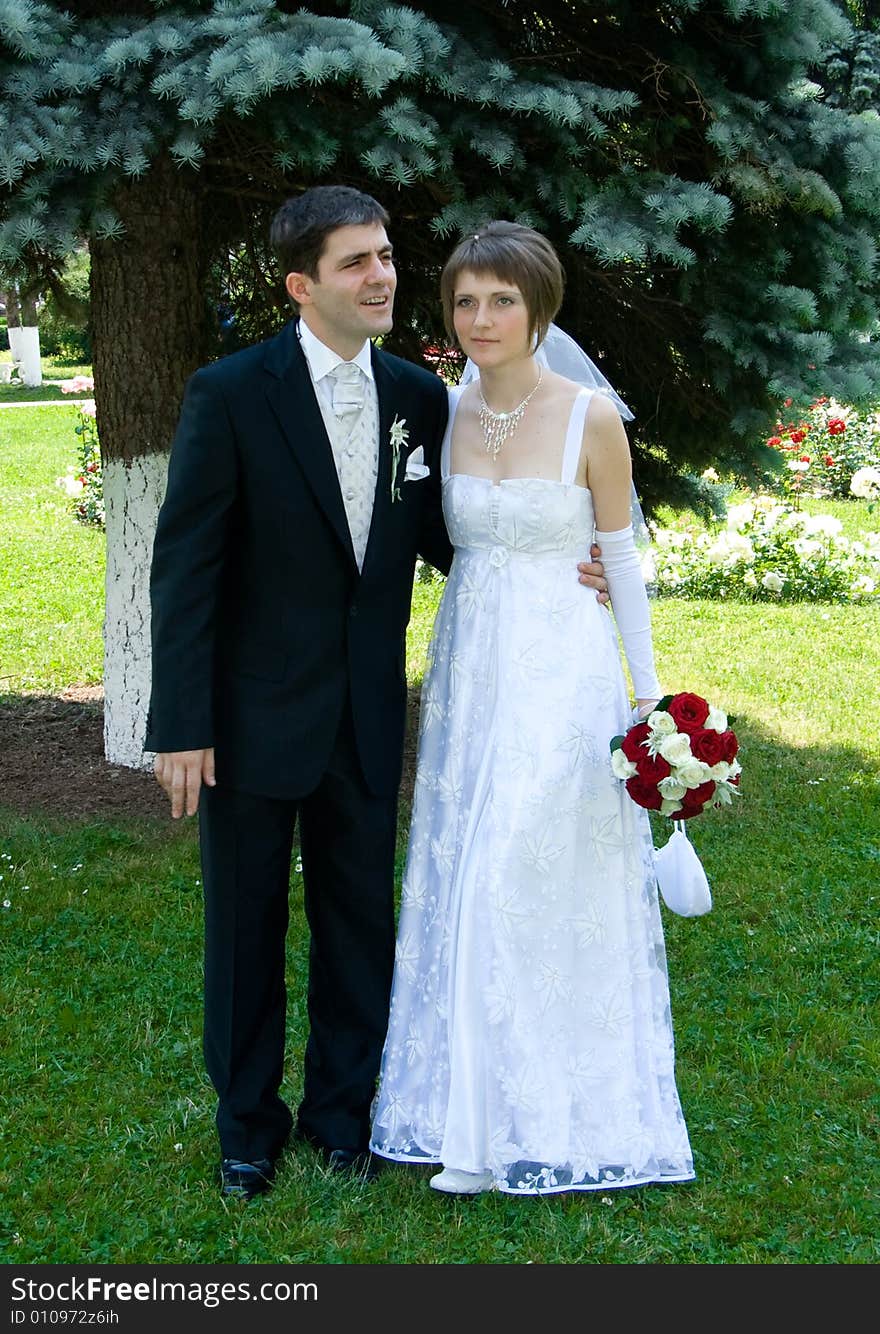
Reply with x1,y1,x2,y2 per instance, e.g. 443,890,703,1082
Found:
370,221,695,1196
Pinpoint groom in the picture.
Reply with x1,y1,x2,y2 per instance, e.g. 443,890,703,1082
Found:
146,185,608,1200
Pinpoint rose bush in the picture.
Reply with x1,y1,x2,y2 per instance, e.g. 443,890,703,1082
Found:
763,396,879,505
56,378,103,527
651,496,880,603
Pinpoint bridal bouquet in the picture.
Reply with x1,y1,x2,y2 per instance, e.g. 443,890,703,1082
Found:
610,692,741,820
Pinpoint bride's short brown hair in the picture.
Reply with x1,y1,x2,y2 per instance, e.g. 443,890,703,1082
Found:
440,221,565,349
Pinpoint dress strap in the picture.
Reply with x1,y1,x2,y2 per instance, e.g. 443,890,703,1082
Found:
560,388,593,486
441,384,465,480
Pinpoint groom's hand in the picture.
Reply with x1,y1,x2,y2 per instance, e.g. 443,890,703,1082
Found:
154,748,216,818
578,542,609,605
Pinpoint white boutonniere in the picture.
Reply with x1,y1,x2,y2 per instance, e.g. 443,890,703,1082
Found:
389,415,409,502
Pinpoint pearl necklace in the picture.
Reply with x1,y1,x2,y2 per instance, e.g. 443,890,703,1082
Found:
478,366,543,462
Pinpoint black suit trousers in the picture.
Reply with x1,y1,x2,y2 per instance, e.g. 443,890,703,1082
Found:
199,699,398,1161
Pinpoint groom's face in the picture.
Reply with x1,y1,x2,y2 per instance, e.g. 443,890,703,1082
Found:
288,222,397,358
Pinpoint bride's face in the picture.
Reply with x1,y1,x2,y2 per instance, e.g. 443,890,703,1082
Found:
452,269,532,369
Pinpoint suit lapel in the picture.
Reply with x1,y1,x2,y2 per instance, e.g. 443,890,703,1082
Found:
263,323,357,568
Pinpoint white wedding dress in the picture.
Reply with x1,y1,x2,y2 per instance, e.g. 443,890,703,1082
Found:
370,386,695,1193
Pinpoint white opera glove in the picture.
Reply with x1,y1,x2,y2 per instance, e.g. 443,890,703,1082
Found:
594,524,662,703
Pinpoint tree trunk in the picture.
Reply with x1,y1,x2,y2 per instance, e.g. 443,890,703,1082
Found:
4,285,22,362
90,155,206,768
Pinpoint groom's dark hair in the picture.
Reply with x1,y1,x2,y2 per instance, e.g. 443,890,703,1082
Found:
271,186,390,303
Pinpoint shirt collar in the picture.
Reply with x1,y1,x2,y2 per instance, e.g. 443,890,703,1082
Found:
297,318,374,383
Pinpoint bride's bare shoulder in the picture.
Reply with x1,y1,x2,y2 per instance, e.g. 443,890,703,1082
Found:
542,369,584,408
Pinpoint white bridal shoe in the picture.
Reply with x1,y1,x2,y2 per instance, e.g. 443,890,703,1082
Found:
429,1167,495,1195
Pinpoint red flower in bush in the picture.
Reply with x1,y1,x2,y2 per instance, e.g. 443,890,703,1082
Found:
789,429,806,444
767,435,783,448
827,418,846,435
799,454,810,463
667,693,710,735
824,454,834,466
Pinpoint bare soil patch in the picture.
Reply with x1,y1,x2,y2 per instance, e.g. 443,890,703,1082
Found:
0,688,421,822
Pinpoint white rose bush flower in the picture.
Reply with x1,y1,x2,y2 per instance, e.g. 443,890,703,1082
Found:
650,496,880,603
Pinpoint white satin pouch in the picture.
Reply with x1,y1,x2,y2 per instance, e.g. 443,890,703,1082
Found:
653,823,713,917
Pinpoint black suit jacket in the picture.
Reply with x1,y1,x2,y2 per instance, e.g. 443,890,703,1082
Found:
145,320,452,799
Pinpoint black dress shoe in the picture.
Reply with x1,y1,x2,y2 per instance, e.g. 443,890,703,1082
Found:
219,1157,276,1201
323,1147,381,1181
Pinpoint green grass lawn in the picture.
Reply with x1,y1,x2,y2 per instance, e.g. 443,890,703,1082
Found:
1,408,878,1265
0,406,105,691
0,351,93,403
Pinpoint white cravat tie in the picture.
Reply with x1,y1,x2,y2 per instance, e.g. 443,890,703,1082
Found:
328,361,365,419
322,361,377,571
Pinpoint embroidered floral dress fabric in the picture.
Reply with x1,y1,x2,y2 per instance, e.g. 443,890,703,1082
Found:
370,387,695,1194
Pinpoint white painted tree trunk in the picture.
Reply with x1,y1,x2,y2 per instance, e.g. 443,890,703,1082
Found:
17,326,42,385
102,452,168,769
7,324,22,361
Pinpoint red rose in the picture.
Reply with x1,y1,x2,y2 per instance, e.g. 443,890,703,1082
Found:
789,429,805,444
689,728,726,766
634,750,672,785
827,418,846,435
718,730,739,763
824,454,834,466
767,436,782,448
799,454,810,463
677,780,716,819
667,693,710,735
620,722,650,763
625,774,663,811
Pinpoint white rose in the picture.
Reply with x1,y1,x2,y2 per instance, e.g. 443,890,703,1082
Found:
657,776,688,801
610,750,638,780
647,710,676,736
677,757,712,789
803,513,842,537
706,705,728,732
727,758,742,780
658,732,693,765
660,798,683,817
850,466,880,500
762,570,784,592
708,761,731,781
726,502,754,530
